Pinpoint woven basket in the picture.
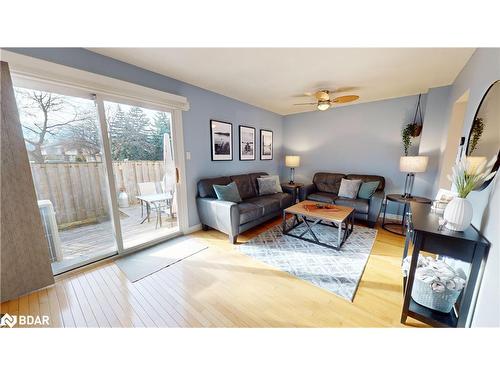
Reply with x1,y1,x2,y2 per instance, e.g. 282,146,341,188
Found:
411,277,462,313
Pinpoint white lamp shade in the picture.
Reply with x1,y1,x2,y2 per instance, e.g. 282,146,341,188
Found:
400,156,429,173
285,155,300,168
465,156,487,174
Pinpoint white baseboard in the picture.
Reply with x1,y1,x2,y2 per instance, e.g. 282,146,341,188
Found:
383,213,403,221
184,224,202,234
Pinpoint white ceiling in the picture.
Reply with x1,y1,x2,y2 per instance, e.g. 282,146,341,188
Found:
89,48,474,115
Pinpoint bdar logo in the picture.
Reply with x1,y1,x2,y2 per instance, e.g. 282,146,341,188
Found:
0,313,17,328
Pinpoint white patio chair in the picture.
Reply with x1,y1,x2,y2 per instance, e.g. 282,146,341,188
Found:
138,182,158,219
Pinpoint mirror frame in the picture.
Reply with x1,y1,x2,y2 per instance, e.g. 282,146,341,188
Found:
465,80,500,191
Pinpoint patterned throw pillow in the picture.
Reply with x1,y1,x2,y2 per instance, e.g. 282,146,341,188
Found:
257,175,283,195
338,178,362,199
357,181,380,199
213,181,242,203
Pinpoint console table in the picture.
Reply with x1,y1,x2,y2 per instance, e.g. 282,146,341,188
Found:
401,202,490,328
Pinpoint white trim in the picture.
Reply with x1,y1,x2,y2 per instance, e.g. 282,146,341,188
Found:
384,213,403,221
1,49,190,111
185,224,203,234
95,95,125,253
172,109,190,233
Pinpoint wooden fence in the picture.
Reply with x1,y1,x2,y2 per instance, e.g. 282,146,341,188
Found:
31,161,164,226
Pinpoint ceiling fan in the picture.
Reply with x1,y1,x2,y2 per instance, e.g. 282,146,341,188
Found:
294,89,359,111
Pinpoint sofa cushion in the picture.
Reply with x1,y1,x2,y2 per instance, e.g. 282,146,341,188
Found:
307,192,338,204
313,173,346,194
335,198,370,214
248,172,269,194
213,181,242,203
272,192,294,209
346,174,385,191
245,196,281,215
230,174,257,199
338,178,362,199
239,202,263,225
358,181,380,199
257,175,283,195
198,176,232,198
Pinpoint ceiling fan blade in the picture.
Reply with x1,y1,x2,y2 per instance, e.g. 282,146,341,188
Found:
330,86,359,94
330,95,360,104
293,103,317,106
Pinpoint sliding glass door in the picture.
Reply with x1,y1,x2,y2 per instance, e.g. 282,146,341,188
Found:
102,99,180,249
14,82,184,274
14,87,118,274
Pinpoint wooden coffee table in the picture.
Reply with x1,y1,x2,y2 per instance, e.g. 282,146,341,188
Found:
282,200,355,249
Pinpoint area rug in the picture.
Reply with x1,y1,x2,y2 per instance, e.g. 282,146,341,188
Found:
115,237,208,282
238,219,377,301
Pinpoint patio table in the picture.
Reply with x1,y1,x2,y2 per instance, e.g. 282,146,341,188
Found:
136,193,173,229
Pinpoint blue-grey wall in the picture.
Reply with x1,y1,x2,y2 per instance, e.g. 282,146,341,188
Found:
7,48,283,228
417,85,452,198
441,48,500,327
282,94,427,204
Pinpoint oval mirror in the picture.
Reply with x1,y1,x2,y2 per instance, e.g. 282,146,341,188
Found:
465,80,500,191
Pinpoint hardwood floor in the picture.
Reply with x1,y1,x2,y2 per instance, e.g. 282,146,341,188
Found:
0,218,426,327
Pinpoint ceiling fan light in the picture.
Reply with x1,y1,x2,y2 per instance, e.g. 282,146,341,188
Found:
317,102,330,111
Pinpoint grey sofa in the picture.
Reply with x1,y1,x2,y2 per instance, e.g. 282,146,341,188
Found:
196,172,295,243
298,173,385,228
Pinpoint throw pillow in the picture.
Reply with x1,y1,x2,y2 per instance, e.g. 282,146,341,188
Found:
213,181,242,203
338,178,362,199
257,175,282,195
358,181,380,199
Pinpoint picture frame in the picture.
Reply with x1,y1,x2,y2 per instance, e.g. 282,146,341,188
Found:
239,125,256,161
210,120,233,161
260,129,273,160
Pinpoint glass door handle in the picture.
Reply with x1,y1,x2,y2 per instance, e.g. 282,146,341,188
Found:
176,167,180,183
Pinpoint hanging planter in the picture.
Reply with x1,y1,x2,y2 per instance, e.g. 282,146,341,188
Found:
401,94,424,155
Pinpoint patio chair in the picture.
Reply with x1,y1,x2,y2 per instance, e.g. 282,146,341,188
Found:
138,182,157,219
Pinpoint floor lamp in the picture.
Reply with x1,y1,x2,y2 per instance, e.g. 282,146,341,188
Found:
400,156,429,198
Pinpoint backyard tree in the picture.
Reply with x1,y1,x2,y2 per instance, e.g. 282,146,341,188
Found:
15,88,92,162
109,105,154,161
150,111,172,160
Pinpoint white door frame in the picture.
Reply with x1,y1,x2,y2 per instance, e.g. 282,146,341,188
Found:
7,53,191,268
95,94,190,239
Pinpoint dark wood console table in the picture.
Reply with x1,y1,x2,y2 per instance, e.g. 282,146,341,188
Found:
401,202,490,328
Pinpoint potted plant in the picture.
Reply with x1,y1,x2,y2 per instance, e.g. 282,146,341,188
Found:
401,123,415,156
443,157,496,231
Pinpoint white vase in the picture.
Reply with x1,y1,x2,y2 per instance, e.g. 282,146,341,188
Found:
118,191,129,208
443,197,473,231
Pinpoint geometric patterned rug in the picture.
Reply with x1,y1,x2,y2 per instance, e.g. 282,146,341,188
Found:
238,218,377,301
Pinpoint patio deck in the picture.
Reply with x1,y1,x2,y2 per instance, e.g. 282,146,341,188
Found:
52,204,178,274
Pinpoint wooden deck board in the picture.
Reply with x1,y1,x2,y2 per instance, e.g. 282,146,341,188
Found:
52,204,178,273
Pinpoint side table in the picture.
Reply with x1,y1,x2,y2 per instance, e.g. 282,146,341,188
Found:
281,182,304,203
381,194,431,236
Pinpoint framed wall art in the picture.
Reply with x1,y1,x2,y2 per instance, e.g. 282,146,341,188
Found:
210,120,233,161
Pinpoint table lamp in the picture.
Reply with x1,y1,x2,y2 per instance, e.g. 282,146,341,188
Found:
285,155,300,184
400,156,428,198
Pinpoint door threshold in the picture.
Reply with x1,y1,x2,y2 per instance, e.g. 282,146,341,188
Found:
54,230,183,279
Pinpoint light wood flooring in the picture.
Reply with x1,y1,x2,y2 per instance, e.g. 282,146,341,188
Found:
0,217,426,327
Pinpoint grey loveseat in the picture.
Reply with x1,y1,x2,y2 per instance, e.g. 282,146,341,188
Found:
196,172,295,243
299,173,385,228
